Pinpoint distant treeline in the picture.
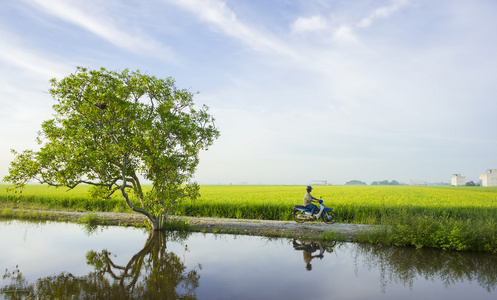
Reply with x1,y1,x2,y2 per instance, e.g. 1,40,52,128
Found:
346,180,478,186
345,180,402,186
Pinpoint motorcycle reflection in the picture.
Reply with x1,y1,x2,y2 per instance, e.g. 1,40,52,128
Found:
293,239,335,271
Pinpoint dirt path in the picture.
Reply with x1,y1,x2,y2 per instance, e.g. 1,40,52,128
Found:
18,209,381,240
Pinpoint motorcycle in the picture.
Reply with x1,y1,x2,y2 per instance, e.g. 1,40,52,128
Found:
293,199,337,224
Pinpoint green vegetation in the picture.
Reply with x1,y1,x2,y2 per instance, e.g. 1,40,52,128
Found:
2,184,497,252
0,184,129,212
371,180,401,185
3,67,219,230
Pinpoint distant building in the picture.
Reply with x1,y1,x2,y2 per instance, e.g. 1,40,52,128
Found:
451,174,466,186
409,180,426,186
480,169,497,187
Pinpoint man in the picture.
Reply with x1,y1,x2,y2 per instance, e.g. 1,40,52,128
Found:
303,186,319,220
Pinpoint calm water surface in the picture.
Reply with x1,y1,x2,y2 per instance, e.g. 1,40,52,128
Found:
1,220,496,299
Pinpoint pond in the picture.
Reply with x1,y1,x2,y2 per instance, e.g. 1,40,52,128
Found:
1,220,496,299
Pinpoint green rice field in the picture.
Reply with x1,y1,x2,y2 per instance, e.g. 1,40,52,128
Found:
2,184,497,252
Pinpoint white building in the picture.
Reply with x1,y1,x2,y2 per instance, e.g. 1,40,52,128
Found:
480,169,497,187
409,180,426,186
451,174,466,186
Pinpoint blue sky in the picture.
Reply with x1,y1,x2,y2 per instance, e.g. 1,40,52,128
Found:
1,0,496,185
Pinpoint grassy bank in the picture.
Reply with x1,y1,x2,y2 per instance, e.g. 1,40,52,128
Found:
2,184,497,252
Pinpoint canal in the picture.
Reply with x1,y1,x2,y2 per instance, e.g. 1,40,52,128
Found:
1,220,496,299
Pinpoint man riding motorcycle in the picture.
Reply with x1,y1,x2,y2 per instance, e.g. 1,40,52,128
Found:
303,186,319,220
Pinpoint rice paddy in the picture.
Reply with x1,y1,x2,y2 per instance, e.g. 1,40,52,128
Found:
2,184,497,252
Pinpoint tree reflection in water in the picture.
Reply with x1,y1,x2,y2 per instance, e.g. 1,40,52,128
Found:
292,238,497,294
3,232,497,298
354,243,497,293
1,230,200,299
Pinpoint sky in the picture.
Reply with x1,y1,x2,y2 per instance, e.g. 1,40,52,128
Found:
0,0,496,185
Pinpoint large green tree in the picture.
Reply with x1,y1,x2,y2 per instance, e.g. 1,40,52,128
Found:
3,67,220,230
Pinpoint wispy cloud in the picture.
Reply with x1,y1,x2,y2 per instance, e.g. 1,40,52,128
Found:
291,15,328,33
288,0,409,44
333,0,409,43
357,0,409,28
24,0,175,61
0,29,70,79
333,25,360,44
164,0,297,58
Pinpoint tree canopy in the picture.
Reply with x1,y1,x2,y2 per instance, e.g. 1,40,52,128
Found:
371,180,401,186
345,180,367,186
3,67,220,230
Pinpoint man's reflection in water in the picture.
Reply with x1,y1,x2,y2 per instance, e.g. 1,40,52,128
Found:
293,239,326,271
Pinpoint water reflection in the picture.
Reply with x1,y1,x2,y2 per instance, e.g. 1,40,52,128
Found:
1,221,497,299
354,243,497,293
1,230,200,299
291,238,497,296
292,239,334,271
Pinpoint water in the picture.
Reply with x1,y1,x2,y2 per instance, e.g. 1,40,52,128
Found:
1,220,496,299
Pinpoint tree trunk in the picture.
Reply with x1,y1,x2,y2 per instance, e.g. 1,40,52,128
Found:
120,187,165,230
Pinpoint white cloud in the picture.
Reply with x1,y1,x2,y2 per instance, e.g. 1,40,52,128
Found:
291,15,328,33
24,0,175,61
333,25,360,44
0,30,70,79
357,0,409,28
164,0,297,58
288,0,410,45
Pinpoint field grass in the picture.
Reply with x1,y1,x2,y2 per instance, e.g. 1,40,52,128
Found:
0,184,129,212
180,185,497,223
2,184,497,252
2,184,497,222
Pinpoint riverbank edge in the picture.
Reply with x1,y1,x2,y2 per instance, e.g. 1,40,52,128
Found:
0,208,381,242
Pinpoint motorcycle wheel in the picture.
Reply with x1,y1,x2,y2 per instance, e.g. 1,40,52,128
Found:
293,210,306,223
322,210,337,224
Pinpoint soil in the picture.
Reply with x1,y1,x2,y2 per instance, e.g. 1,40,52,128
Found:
18,210,381,241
